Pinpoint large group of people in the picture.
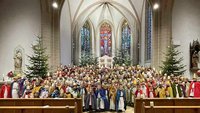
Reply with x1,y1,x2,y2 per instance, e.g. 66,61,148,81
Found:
0,65,200,112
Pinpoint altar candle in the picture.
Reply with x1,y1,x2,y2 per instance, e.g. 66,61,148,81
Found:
47,72,50,76
3,74,5,81
159,70,162,74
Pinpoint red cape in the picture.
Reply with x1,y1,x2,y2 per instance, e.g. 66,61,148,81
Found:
189,81,200,97
0,85,11,98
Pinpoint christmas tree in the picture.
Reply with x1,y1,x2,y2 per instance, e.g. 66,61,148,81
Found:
26,36,48,78
79,53,98,67
113,49,132,66
160,45,186,76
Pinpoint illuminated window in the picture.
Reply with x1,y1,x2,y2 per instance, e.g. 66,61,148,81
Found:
146,3,152,61
121,20,131,57
81,21,91,55
100,22,112,57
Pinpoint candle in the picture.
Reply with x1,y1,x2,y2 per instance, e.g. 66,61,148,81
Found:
3,74,5,81
47,72,50,76
159,70,162,74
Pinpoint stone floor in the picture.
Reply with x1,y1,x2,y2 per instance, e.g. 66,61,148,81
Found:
84,106,134,113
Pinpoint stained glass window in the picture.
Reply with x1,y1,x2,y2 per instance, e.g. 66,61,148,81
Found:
121,20,131,57
81,21,91,55
100,22,112,57
146,3,152,61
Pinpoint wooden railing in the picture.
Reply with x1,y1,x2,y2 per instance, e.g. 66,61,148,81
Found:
0,98,81,113
0,106,72,113
141,102,200,113
136,98,200,113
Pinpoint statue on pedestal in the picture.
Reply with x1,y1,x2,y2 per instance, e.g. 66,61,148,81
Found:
192,51,199,68
14,46,24,75
190,40,200,74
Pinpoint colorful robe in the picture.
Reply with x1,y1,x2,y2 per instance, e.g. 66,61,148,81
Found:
165,86,173,97
80,87,87,108
95,89,109,110
135,89,143,98
189,81,200,97
51,87,60,98
116,89,126,111
0,84,11,98
109,87,116,110
85,92,97,110
125,88,133,105
18,78,26,97
39,87,49,98
10,81,19,98
172,84,182,98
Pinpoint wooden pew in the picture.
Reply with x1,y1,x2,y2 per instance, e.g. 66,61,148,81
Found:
135,98,200,113
141,102,200,113
0,106,71,113
0,98,81,113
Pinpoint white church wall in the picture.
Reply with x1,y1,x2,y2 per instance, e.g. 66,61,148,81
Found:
0,0,41,79
60,0,72,65
172,0,200,78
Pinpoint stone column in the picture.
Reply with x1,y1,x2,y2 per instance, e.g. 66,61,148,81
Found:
40,0,64,71
152,0,174,69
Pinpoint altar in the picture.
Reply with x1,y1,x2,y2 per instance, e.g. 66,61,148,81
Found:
99,55,113,68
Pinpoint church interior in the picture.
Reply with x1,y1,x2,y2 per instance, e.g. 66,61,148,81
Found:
0,0,200,113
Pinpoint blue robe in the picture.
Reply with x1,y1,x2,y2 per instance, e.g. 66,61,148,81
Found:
18,78,26,97
95,89,109,110
51,87,60,98
116,89,126,111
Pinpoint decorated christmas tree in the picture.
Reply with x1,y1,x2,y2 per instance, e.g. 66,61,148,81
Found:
160,45,186,76
113,49,132,66
26,36,48,78
79,53,98,67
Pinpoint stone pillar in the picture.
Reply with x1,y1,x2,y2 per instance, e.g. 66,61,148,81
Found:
152,0,174,69
40,0,64,71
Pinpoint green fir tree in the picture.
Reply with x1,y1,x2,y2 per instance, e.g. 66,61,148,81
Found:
113,49,132,66
160,45,186,76
79,53,98,67
26,36,48,78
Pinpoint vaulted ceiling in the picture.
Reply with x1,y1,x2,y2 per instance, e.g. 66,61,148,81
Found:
66,0,145,31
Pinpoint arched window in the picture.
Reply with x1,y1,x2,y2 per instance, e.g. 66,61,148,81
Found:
100,22,112,57
121,20,131,57
145,2,153,61
81,21,91,55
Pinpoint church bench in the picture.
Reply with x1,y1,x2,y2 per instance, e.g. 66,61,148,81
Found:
141,102,200,113
135,98,200,113
0,106,72,113
0,98,81,113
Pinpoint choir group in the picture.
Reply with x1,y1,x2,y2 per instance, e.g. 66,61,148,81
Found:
0,65,200,112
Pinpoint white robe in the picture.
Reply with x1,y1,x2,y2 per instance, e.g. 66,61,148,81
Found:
12,82,19,98
97,92,104,109
118,91,125,111
80,88,85,107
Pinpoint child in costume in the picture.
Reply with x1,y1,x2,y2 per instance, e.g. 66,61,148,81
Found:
116,84,126,112
0,81,11,98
